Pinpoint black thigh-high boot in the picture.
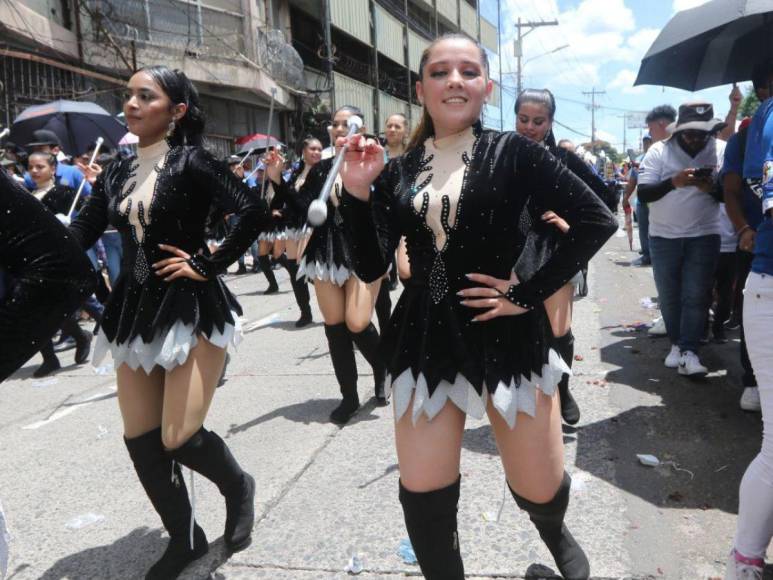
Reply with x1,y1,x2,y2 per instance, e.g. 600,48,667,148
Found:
553,330,580,425
325,323,360,423
375,282,392,333
399,477,465,580
167,427,255,552
257,255,279,294
125,428,208,580
350,322,387,404
285,258,312,327
510,472,590,580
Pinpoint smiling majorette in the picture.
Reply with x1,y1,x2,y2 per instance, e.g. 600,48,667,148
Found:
334,34,616,579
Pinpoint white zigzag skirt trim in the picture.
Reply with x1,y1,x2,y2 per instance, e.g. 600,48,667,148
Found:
388,349,571,429
92,311,243,374
259,228,308,242
297,256,353,286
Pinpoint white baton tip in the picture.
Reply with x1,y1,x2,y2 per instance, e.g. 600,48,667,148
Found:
308,199,328,226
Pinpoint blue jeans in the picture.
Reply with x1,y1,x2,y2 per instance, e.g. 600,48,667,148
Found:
101,232,123,285
636,198,651,260
650,234,720,353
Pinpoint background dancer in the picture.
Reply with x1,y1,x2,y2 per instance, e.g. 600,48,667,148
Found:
25,151,97,376
277,136,322,327
514,88,615,426
338,34,616,580
375,114,409,333
69,66,269,579
265,106,386,424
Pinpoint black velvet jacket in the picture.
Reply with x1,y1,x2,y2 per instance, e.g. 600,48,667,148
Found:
69,145,269,344
276,157,356,273
0,172,95,381
341,128,617,397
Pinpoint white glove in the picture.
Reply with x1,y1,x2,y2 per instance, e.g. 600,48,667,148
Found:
55,213,71,226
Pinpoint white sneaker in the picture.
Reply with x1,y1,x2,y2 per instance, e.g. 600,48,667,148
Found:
740,387,762,412
724,549,763,580
664,345,681,368
649,317,667,336
678,351,708,378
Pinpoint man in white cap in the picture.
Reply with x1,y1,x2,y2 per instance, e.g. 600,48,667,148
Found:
637,101,726,378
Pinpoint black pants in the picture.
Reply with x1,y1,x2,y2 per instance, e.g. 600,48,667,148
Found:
737,251,757,387
713,252,736,334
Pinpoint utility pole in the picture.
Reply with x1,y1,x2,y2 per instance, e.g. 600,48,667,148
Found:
582,87,606,146
618,113,628,154
514,18,558,96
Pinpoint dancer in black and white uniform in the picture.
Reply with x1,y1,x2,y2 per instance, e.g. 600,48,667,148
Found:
69,66,269,579
265,106,386,424
337,35,615,580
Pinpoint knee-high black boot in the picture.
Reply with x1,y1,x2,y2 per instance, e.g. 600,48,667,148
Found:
553,330,580,425
285,258,312,327
325,323,360,423
399,477,465,580
257,255,279,294
125,428,208,580
510,473,590,580
34,340,61,377
375,283,392,333
168,427,255,552
350,323,387,404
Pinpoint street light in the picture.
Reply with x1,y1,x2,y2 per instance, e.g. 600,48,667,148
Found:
522,44,570,67
502,44,570,96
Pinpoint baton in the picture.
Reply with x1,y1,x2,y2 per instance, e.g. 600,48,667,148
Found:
67,137,104,219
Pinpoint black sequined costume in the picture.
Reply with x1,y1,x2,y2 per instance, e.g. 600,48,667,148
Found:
275,158,357,285
342,124,617,427
69,142,268,372
0,171,95,381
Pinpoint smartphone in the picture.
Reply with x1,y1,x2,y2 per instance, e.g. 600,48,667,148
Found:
693,167,713,179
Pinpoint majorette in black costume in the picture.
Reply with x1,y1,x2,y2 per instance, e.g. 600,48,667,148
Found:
278,156,356,286
69,140,268,371
69,121,268,579
342,122,617,427
0,170,95,381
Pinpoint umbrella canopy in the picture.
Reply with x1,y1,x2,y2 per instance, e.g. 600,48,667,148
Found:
10,100,128,156
235,133,283,155
634,0,773,91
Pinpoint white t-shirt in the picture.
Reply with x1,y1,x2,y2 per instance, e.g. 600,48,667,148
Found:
638,137,725,239
718,204,738,253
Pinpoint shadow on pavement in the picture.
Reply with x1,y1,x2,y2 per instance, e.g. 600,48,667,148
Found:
576,320,761,514
225,397,380,437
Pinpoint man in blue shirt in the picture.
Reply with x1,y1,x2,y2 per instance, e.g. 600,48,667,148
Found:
727,77,773,580
21,130,91,196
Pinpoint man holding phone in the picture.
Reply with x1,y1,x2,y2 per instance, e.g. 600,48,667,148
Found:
637,101,726,378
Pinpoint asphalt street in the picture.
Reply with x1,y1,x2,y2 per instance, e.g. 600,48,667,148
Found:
0,222,769,580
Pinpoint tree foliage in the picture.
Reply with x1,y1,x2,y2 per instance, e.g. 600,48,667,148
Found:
740,86,761,118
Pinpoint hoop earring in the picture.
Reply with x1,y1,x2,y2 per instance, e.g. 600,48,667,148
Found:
166,121,176,139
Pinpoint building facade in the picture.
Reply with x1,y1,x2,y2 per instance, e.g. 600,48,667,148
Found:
288,0,503,140
0,0,300,157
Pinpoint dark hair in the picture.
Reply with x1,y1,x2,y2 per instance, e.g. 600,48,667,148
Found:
27,151,57,168
302,135,322,151
645,105,677,124
334,105,364,119
515,88,558,149
752,59,773,91
386,112,407,125
138,65,206,147
407,33,489,152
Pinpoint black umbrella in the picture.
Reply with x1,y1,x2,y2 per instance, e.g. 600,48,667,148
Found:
634,0,773,91
10,100,128,156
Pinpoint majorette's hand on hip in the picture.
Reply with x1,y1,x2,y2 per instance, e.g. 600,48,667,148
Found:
338,134,385,201
458,271,529,322
154,244,207,282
